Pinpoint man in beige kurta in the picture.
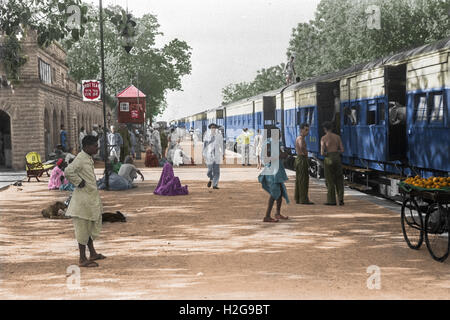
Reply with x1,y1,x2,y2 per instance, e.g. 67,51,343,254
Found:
65,135,106,267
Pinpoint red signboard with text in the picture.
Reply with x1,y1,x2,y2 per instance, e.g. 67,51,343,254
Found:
82,80,101,101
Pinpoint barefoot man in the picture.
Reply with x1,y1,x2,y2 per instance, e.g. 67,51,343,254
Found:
65,135,106,267
294,123,314,205
321,121,345,206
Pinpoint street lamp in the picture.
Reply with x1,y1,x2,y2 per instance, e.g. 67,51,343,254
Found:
99,0,109,190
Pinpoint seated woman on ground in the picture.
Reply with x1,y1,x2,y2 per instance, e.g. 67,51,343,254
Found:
154,162,188,196
97,163,133,191
145,146,159,167
48,158,75,191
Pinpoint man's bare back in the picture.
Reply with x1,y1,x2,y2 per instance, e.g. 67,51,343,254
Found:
321,132,344,156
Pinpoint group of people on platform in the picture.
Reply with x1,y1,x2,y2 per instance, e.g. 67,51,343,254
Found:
46,119,345,267
262,121,344,223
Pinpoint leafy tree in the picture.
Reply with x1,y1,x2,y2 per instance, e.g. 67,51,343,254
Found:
287,0,450,79
64,5,192,122
223,0,450,104
253,65,286,93
221,63,286,104
0,0,88,82
222,81,255,105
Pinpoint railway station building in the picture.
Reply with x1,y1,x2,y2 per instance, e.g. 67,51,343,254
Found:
0,31,104,170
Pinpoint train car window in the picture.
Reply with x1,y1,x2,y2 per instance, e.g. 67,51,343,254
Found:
309,108,315,126
367,105,376,125
414,95,428,122
378,102,385,124
430,94,444,122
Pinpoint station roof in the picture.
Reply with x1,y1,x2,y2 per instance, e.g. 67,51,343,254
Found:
117,85,146,98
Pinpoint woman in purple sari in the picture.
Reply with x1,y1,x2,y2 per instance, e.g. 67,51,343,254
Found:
154,162,189,196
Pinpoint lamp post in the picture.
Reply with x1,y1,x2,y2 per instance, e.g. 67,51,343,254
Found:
99,0,109,190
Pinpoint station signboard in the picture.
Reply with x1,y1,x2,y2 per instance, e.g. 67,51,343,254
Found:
82,80,102,101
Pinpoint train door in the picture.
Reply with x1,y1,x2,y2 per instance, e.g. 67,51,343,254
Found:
341,77,358,158
263,96,276,130
316,82,337,136
385,64,407,161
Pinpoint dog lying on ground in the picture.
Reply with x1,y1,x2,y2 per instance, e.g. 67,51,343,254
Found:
42,202,126,223
102,211,127,223
41,201,70,219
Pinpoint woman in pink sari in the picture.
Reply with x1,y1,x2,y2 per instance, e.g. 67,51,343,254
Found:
48,159,68,190
154,162,188,196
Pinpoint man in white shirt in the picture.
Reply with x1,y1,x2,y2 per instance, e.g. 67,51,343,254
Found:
203,123,223,189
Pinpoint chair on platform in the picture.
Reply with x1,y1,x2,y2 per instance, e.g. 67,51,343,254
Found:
25,152,55,182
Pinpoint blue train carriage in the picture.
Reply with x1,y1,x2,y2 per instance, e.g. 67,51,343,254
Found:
288,75,339,174
224,98,255,151
405,38,450,178
337,37,450,196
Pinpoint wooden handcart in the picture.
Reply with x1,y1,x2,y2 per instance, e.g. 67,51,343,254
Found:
399,181,450,262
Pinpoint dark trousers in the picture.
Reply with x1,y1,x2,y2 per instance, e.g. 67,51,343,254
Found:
295,155,310,203
324,152,344,204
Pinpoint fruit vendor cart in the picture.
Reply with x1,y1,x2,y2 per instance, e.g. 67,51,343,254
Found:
399,179,450,262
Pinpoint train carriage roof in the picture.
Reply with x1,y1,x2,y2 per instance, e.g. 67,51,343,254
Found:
209,37,450,115
288,36,450,90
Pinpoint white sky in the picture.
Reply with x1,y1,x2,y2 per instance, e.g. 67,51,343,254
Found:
103,0,321,121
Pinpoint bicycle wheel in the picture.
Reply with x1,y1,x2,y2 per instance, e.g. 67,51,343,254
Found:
425,204,449,262
401,198,424,249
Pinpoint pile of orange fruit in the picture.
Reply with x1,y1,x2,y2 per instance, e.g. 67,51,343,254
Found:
403,176,450,189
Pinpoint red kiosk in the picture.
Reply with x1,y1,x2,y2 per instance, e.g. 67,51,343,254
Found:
116,85,146,124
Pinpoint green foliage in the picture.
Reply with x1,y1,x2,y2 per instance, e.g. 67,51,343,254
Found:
1,34,27,84
287,0,450,79
222,82,255,105
0,0,89,81
64,5,192,122
222,0,450,104
222,64,286,104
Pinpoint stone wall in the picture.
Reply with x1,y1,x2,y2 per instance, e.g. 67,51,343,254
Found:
0,31,103,170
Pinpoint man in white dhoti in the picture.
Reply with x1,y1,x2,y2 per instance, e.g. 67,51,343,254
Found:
64,135,105,268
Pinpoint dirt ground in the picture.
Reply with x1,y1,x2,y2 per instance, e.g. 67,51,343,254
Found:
0,161,449,300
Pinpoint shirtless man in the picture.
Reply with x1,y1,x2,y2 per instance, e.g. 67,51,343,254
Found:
295,123,314,204
320,121,345,206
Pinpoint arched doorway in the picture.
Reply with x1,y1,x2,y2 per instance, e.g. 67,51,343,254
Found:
44,109,50,160
0,110,12,168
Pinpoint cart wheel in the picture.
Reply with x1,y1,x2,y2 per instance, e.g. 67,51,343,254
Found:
425,204,449,262
401,198,424,250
